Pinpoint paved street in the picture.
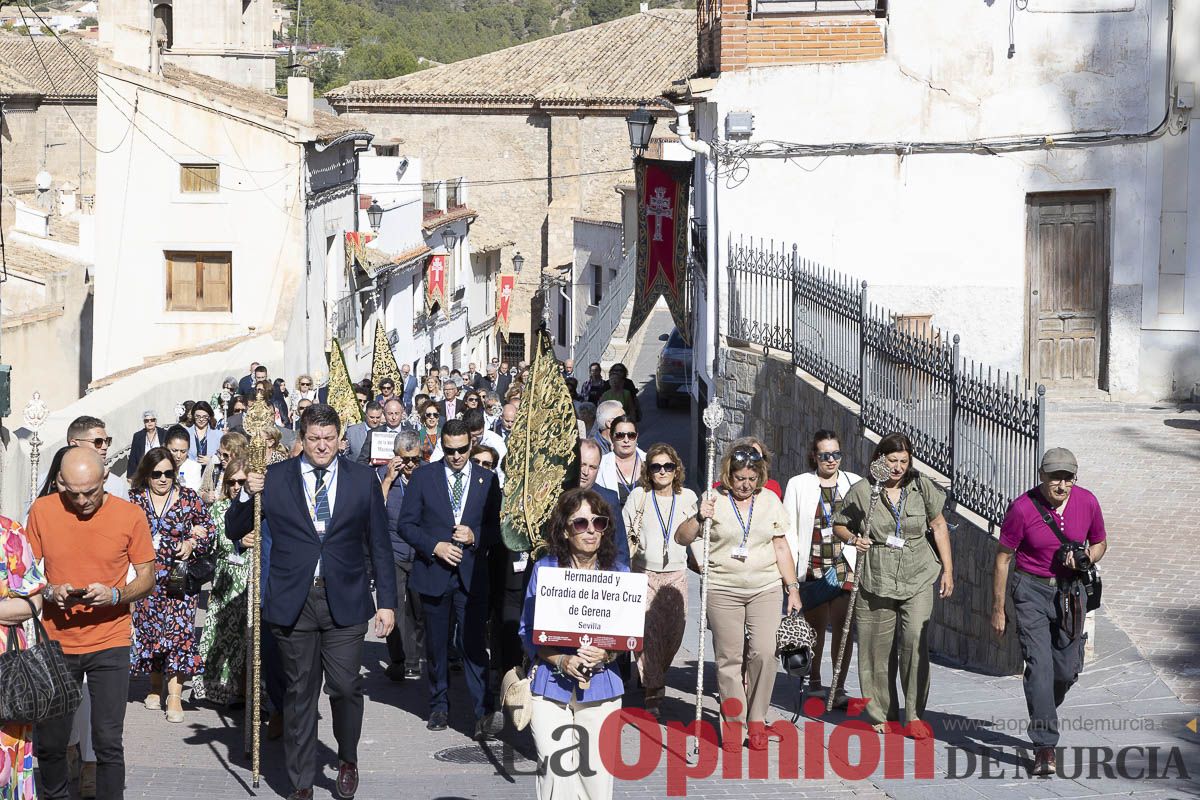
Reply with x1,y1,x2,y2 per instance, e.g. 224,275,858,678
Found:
1046,402,1200,705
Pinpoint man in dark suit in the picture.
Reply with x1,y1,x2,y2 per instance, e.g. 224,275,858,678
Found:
495,364,513,400
238,363,267,397
127,410,162,478
346,402,384,461
436,381,461,421
226,404,396,800
397,419,503,739
477,363,499,394
355,399,412,478
399,364,419,412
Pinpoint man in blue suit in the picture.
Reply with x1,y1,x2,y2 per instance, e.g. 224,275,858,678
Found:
226,404,396,800
397,418,503,739
398,363,419,412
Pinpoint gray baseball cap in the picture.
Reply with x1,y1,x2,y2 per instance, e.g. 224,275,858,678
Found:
1040,447,1078,475
143,410,158,421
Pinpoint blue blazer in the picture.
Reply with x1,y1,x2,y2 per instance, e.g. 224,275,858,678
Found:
397,461,502,598
400,374,419,411
187,426,224,461
592,485,631,568
384,476,414,563
225,455,398,628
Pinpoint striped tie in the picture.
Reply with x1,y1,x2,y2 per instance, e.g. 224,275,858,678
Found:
313,468,332,534
451,471,464,517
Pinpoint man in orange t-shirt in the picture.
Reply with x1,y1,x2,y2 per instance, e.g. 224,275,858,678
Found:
25,448,156,800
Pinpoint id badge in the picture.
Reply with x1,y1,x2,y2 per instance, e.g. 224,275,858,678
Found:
315,520,327,535
513,552,529,573
226,554,246,566
885,534,904,549
731,545,750,561
820,526,834,542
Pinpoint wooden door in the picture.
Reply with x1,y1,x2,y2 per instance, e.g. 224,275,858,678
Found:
1025,193,1108,390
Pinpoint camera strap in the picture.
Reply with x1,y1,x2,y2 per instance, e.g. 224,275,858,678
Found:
1025,489,1071,549
1026,489,1094,633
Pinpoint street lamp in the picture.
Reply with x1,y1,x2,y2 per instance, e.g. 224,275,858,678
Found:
366,200,383,233
511,251,524,274
442,228,459,251
625,103,655,157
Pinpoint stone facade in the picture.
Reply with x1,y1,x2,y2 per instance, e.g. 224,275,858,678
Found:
718,346,1023,676
0,102,97,194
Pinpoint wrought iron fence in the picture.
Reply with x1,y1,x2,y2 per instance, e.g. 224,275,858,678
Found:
726,236,1045,527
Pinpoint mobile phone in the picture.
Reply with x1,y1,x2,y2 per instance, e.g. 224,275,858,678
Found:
66,588,88,598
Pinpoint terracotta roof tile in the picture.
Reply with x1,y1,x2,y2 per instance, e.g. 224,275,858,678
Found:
326,10,694,109
0,32,96,100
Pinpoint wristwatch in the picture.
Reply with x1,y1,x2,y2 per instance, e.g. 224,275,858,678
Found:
785,580,801,591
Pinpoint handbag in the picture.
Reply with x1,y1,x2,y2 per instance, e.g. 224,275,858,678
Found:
628,491,648,562
799,566,843,610
775,610,817,656
501,662,536,731
0,598,82,724
165,554,215,599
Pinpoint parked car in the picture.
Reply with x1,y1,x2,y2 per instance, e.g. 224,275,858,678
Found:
655,327,693,408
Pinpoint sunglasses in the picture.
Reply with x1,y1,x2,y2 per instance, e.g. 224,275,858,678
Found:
816,451,843,462
381,385,394,391
150,469,175,480
648,462,677,474
612,431,638,441
730,448,763,465
425,413,440,420
472,458,495,469
227,478,246,487
144,418,156,423
75,436,113,448
299,382,312,387
443,444,471,456
397,456,421,465
569,515,610,534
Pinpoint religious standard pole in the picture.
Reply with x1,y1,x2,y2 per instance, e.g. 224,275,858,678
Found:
23,392,48,506
243,390,274,788
692,397,724,760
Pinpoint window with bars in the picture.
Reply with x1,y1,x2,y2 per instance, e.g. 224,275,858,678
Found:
180,164,219,193
500,333,525,366
165,251,232,312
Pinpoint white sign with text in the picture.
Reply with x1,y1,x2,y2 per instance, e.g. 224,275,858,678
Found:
532,568,647,651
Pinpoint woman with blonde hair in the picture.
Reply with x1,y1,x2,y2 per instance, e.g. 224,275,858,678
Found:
677,444,803,750
622,443,696,718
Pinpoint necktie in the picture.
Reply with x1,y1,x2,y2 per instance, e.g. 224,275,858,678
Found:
451,471,465,516
313,467,332,534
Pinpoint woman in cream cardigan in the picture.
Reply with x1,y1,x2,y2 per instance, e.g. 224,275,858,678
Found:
781,430,861,708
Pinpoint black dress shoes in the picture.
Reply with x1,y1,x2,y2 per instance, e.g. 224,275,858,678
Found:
1031,747,1056,777
335,761,359,799
427,710,449,731
473,710,504,741
384,663,407,682
404,667,421,680
286,790,313,800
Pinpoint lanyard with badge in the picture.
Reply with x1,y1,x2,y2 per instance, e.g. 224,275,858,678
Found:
447,468,466,525
652,492,676,564
148,487,174,550
728,494,755,561
302,467,337,536
817,484,839,542
884,487,907,549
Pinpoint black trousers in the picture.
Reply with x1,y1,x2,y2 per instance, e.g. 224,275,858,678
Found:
489,577,530,681
421,573,491,719
1012,573,1086,748
269,586,368,791
385,560,425,671
35,646,131,800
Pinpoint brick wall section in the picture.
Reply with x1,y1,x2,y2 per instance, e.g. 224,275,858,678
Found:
699,10,884,74
719,346,1023,676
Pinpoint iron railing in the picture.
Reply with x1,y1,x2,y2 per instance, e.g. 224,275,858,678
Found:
727,236,1045,527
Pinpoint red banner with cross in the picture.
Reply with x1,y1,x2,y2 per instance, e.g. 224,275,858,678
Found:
495,273,515,341
630,158,691,341
425,253,447,315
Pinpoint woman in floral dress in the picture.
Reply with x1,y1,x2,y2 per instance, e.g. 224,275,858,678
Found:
129,448,213,724
192,462,251,705
0,515,47,799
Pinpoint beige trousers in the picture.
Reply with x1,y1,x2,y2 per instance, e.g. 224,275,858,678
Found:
706,583,782,724
530,693,620,800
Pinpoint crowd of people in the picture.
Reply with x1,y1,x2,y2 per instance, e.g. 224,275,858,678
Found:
0,354,1108,799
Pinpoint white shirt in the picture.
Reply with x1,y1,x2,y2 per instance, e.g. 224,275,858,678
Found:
597,449,647,497
443,460,472,524
300,455,340,518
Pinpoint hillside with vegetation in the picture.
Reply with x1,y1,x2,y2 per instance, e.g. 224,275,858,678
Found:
282,0,680,93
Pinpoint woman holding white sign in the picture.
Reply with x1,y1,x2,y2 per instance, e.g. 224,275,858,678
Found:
520,487,626,800
676,445,803,751
623,443,697,719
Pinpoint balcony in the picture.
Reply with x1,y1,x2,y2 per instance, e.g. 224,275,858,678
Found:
421,178,472,223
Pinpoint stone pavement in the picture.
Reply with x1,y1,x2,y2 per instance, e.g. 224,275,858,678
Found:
1046,401,1200,704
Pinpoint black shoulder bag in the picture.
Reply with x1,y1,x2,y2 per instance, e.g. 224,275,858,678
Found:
0,597,82,724
1025,490,1102,612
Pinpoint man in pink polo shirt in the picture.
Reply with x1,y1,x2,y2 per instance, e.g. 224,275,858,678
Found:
991,448,1108,778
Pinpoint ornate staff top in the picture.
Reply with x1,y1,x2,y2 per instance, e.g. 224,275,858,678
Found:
243,389,275,474
23,392,48,433
702,397,725,434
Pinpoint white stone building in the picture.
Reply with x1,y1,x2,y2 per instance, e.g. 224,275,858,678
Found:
340,151,495,375
92,0,371,382
681,0,1200,401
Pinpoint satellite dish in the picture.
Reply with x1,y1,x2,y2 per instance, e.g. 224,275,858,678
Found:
36,170,53,191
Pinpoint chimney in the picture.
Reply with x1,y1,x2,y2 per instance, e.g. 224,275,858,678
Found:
287,76,314,124
640,1,648,10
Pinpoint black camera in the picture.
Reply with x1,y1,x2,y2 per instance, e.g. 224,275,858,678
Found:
1057,542,1092,573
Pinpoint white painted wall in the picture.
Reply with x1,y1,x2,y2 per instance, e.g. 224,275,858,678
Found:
93,61,306,379
696,0,1198,399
